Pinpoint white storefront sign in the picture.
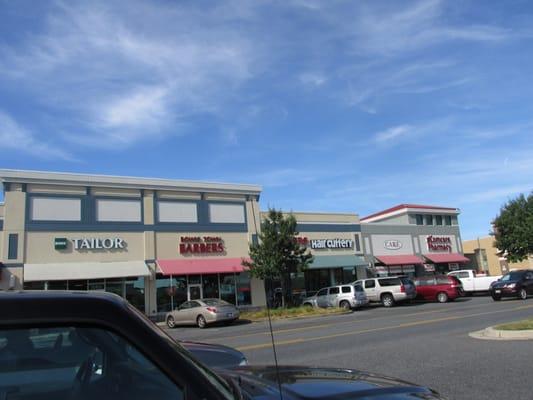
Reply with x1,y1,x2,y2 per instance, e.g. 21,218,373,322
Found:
384,240,403,250
73,238,126,250
310,238,354,250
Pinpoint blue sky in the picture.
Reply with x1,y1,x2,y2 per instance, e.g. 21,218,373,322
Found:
0,0,532,240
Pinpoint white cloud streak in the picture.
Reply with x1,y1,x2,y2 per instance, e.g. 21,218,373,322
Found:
0,111,72,160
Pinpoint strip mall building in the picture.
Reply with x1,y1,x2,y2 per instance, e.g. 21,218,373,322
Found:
0,170,469,315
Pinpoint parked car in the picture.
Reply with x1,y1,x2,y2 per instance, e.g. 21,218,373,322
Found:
0,291,445,400
489,270,533,301
180,340,248,368
413,275,463,303
353,276,417,307
302,284,369,310
166,298,239,328
447,269,501,295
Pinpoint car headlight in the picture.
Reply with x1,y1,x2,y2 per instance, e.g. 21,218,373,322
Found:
505,283,516,288
239,358,248,366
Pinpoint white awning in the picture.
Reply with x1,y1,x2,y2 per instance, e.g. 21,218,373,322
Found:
24,261,151,282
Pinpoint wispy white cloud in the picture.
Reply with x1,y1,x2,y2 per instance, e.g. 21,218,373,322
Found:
0,111,72,160
374,125,412,143
459,185,533,204
299,72,327,87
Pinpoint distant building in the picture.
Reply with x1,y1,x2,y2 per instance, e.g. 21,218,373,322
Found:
360,204,468,276
462,235,533,276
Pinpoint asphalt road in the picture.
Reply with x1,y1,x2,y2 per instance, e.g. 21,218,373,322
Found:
165,296,533,400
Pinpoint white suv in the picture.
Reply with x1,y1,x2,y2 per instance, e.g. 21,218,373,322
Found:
352,277,416,307
302,284,369,310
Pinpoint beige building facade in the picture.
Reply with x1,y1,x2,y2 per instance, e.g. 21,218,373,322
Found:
261,211,368,299
462,235,533,276
0,170,264,316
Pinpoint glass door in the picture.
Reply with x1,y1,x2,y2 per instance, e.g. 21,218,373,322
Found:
188,284,202,300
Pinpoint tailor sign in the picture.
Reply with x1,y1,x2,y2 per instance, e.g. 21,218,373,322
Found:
55,237,126,251
310,238,354,250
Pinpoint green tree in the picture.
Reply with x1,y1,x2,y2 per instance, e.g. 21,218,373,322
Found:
242,209,313,307
493,192,533,263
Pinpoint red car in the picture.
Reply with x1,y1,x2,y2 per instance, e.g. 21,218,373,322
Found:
413,275,463,303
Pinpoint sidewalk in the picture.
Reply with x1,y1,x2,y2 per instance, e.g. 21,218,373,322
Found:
469,326,533,340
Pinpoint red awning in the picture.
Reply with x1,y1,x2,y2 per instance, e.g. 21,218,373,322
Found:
424,253,470,263
375,255,424,265
157,258,249,276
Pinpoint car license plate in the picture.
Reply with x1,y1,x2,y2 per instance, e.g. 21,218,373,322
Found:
227,313,233,317
495,290,501,294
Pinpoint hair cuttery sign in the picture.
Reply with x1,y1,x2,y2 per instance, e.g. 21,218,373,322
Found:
179,236,225,255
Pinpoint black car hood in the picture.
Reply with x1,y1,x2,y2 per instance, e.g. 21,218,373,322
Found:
219,366,445,399
491,280,518,288
180,340,247,368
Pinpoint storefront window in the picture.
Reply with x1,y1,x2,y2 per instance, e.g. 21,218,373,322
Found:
106,278,124,297
436,215,443,225
88,279,105,291
125,277,145,312
425,215,433,225
342,268,355,284
236,272,251,305
305,269,330,294
156,275,187,313
23,281,45,290
69,280,88,291
48,281,68,290
188,275,201,285
202,274,219,299
174,276,187,307
220,273,236,304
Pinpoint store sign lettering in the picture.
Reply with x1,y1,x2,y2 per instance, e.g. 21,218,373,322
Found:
310,238,354,249
74,238,125,250
426,235,452,252
179,236,225,254
384,240,402,250
55,237,126,250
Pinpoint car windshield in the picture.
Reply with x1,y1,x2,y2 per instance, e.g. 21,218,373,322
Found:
501,272,524,281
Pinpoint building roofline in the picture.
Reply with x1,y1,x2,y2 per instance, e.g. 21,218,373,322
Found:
261,210,359,217
0,169,262,196
361,203,459,222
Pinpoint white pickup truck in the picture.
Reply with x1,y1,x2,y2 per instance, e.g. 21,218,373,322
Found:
447,269,501,294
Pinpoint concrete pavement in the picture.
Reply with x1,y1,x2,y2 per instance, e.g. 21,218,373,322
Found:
166,296,533,400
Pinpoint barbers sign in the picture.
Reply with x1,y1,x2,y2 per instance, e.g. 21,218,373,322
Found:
310,238,354,250
55,237,126,251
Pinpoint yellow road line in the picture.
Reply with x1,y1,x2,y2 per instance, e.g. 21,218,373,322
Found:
212,301,514,341
236,304,533,351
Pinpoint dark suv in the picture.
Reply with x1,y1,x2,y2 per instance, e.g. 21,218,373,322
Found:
489,270,533,301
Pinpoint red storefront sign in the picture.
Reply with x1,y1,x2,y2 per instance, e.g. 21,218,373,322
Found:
179,236,225,255
426,235,452,252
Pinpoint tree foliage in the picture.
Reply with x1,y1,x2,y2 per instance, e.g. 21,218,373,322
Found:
493,192,533,263
242,209,313,307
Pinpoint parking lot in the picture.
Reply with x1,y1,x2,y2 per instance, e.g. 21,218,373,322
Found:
165,296,533,400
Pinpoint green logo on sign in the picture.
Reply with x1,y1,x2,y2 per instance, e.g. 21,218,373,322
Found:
54,238,68,250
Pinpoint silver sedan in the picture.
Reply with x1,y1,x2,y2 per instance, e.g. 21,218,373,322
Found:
166,298,240,329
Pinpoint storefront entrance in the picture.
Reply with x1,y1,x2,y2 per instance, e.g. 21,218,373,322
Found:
188,284,202,300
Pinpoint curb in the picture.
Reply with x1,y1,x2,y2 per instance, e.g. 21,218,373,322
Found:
469,326,533,341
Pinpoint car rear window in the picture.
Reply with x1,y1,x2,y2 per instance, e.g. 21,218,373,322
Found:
329,287,340,294
436,276,451,285
378,278,401,286
203,299,230,306
341,286,352,293
399,277,414,285
414,277,435,286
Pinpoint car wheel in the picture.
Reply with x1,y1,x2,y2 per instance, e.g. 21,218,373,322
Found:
197,315,207,329
381,294,394,307
339,300,351,311
492,295,501,301
437,292,448,303
519,288,527,300
303,303,313,308
166,316,176,329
